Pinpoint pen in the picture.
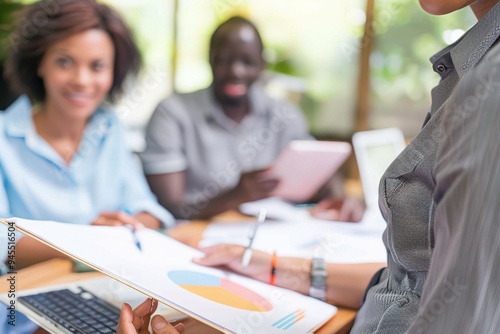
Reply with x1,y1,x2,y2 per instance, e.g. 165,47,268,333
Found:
124,209,142,252
129,226,142,252
241,208,267,267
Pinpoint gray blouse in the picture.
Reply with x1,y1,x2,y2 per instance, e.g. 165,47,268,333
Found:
351,4,500,333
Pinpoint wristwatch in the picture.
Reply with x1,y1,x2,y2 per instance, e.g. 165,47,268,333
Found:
309,257,327,301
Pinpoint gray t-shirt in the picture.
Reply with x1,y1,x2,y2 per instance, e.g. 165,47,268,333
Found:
351,4,500,333
140,84,310,204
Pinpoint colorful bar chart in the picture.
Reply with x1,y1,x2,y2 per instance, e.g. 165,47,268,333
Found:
168,270,273,312
272,309,306,330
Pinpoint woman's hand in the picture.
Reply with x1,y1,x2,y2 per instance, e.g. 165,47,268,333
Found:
116,299,184,334
194,244,272,283
91,211,144,228
309,197,365,222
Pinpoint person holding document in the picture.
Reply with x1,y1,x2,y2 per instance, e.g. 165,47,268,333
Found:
0,0,174,269
119,0,500,333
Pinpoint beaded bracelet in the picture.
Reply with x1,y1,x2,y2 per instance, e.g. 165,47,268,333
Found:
270,251,277,285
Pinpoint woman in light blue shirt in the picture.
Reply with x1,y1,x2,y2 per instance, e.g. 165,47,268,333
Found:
0,0,174,270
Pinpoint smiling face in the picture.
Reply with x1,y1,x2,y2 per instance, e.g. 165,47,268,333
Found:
37,29,115,121
210,24,265,107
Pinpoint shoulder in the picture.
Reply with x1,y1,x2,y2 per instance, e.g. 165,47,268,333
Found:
447,41,500,121
439,41,500,156
0,96,33,137
1,95,32,117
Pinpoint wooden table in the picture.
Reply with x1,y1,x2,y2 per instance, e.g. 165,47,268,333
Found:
1,211,357,334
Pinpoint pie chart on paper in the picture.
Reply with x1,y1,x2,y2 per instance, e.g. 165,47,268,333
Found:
168,270,273,312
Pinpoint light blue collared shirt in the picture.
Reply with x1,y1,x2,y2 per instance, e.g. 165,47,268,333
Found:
0,96,174,263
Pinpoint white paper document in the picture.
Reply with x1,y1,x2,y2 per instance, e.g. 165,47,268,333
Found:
2,218,337,334
213,198,388,263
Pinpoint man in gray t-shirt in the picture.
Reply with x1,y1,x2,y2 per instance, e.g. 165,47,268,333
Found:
141,17,311,219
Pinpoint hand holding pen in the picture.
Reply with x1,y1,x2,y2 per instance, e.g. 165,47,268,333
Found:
124,209,144,252
91,211,144,229
241,208,267,267
91,210,144,252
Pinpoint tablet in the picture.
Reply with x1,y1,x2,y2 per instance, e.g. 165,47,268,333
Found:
352,128,405,209
270,140,351,202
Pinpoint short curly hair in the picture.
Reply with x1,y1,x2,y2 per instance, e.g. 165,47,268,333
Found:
4,0,141,103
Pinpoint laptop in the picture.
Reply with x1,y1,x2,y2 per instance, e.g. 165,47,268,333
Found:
0,276,186,334
352,127,406,223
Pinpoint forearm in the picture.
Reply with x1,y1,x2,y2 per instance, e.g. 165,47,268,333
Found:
274,257,385,309
146,172,242,219
165,188,245,220
326,262,385,309
134,212,161,229
15,237,68,269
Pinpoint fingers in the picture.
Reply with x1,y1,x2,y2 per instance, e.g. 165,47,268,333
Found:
152,315,184,334
256,179,280,194
116,303,137,334
132,299,154,331
194,244,272,282
134,298,158,318
309,197,365,222
91,212,144,228
116,300,179,334
316,197,341,210
338,198,365,222
310,208,340,221
193,245,242,267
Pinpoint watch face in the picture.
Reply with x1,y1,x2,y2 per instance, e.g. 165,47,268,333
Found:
310,258,327,301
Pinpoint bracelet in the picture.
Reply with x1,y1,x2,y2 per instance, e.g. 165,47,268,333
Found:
270,252,277,285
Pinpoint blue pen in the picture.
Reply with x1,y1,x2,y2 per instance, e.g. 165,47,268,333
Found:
125,209,142,252
129,226,142,252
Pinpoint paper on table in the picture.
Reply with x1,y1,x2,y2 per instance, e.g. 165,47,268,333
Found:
2,218,337,334
206,199,387,263
202,219,387,263
240,197,309,221
240,197,387,232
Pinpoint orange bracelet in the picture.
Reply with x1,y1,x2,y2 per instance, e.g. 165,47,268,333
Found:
270,252,277,285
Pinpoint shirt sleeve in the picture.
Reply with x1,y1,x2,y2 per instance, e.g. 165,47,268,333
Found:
140,97,187,175
113,119,175,228
407,53,500,333
0,162,11,274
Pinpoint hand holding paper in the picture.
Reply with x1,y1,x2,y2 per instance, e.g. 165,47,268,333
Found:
117,298,185,334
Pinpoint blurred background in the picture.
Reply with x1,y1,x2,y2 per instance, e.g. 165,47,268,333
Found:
0,0,476,146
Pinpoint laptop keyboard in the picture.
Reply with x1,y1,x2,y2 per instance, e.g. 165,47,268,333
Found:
18,287,120,333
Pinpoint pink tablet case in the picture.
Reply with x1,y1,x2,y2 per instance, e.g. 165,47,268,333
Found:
270,140,351,202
